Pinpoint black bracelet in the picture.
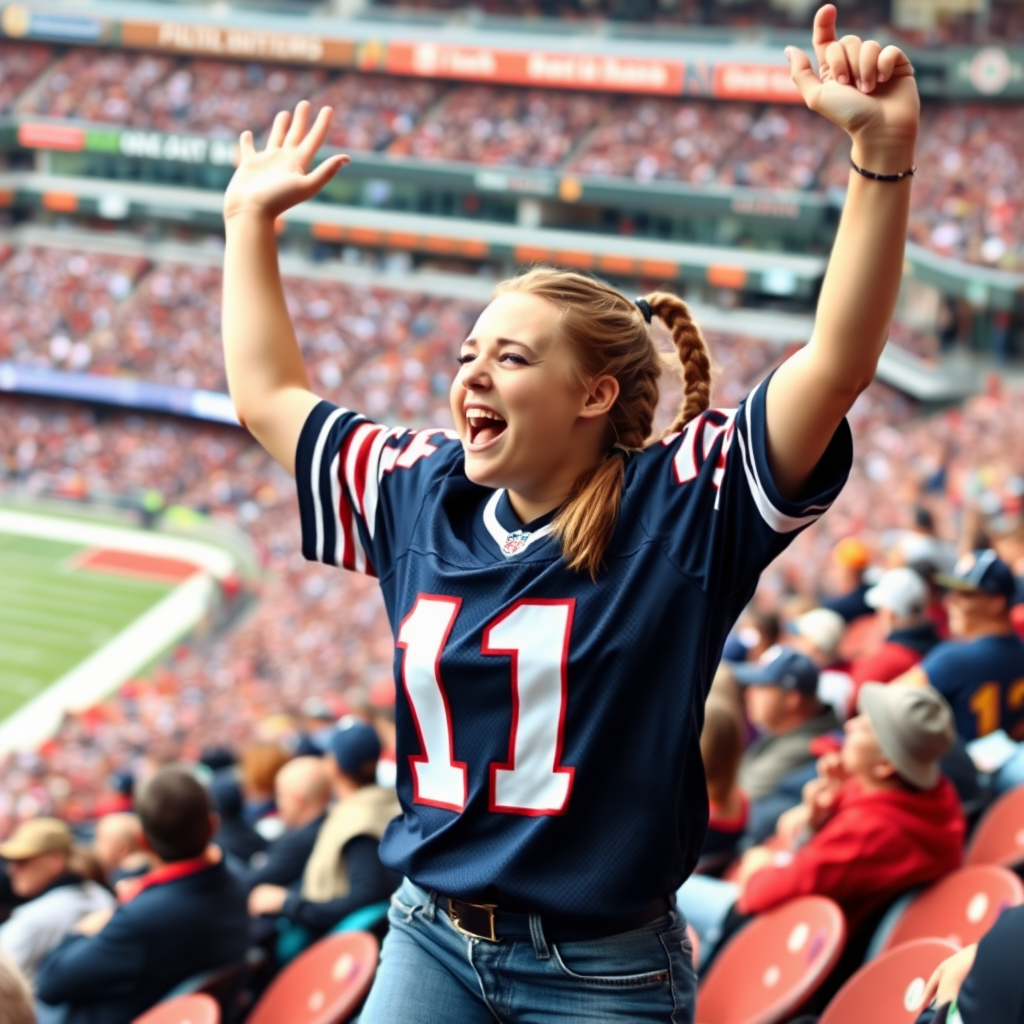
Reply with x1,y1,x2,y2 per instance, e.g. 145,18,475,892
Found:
849,156,916,182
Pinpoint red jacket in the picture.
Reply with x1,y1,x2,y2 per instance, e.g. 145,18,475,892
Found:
738,776,964,932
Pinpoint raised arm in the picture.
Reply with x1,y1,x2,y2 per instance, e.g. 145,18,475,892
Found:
766,5,919,498
222,102,349,474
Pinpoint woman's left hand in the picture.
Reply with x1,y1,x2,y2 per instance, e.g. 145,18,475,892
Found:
786,5,919,161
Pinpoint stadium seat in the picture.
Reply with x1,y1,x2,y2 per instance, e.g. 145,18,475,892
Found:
875,864,1024,955
696,897,846,1024
965,785,1024,869
132,993,220,1024
161,958,249,1023
246,931,379,1024
817,938,959,1024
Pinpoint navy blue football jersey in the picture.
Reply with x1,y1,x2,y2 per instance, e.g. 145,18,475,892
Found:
296,377,852,918
917,634,1024,740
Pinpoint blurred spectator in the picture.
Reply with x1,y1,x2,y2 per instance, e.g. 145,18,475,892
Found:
848,568,940,706
236,757,331,892
35,768,250,1024
210,771,268,866
679,685,962,965
248,720,400,937
91,815,151,887
734,649,839,804
822,537,874,622
0,820,113,982
698,699,748,876
896,550,1024,739
788,607,854,722
240,744,292,838
0,950,34,1024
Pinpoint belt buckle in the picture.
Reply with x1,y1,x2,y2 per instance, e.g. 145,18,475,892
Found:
447,898,499,942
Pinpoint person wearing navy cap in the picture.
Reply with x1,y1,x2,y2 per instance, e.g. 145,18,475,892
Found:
248,719,401,938
734,648,840,805
892,550,1024,741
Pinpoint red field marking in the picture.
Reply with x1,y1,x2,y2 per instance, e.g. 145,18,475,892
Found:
73,548,200,585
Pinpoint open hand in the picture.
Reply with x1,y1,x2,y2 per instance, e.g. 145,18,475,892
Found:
918,943,977,1010
223,101,349,222
786,5,919,160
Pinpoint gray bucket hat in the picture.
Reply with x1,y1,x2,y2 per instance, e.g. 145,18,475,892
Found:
857,684,955,790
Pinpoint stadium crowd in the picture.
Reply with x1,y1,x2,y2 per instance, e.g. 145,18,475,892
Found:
7,46,1024,268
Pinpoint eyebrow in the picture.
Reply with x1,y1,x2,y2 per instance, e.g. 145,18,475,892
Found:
460,336,535,350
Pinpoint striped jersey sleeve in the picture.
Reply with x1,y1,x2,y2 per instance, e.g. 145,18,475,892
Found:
295,400,460,578
631,373,853,598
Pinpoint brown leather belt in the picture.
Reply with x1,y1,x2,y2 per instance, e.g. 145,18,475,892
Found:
435,893,673,943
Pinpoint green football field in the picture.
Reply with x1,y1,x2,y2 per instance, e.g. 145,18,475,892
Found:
0,531,176,720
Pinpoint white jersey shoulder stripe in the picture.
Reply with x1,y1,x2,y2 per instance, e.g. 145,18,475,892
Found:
737,384,832,534
309,407,349,563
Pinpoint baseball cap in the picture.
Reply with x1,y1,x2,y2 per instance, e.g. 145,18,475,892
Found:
935,549,1016,601
865,568,928,619
0,818,73,861
857,684,955,789
733,647,819,695
834,537,870,571
791,608,846,658
329,718,382,776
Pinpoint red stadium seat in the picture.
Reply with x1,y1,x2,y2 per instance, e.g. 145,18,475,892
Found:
245,931,379,1024
965,786,1024,869
877,864,1024,954
818,938,959,1024
696,897,846,1024
132,994,220,1024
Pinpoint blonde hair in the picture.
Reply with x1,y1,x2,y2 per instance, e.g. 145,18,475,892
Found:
495,267,712,577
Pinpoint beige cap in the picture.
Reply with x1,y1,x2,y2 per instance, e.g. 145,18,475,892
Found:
857,684,955,789
792,608,846,658
0,818,73,861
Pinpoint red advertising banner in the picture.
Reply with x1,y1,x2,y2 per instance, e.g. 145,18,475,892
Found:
384,41,684,95
713,62,802,103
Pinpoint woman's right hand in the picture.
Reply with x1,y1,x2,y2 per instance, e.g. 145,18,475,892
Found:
223,101,349,223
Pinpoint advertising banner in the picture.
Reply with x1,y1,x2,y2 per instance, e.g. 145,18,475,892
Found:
948,46,1024,98
713,62,801,103
383,41,685,94
0,3,107,43
118,19,355,66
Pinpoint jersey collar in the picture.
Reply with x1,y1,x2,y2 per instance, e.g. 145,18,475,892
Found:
483,490,556,559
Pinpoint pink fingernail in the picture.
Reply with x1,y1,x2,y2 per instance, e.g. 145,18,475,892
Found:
878,74,888,83
838,74,849,84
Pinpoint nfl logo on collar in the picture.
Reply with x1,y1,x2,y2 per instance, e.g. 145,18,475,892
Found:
503,531,531,557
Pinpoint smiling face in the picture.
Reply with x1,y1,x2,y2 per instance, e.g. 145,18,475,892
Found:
450,291,616,517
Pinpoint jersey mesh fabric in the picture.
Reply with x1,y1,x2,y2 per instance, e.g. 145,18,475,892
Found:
295,375,853,919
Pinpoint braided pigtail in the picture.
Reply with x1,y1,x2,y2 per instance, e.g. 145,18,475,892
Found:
645,292,713,435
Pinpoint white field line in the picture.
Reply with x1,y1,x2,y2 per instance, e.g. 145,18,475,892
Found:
0,574,215,755
0,512,236,754
0,509,234,579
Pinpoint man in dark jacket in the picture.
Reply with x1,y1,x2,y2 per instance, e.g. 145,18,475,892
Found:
36,768,251,1024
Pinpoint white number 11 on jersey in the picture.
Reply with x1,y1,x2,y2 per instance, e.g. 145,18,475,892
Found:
397,595,576,816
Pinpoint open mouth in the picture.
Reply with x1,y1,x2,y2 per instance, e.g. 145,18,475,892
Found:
466,408,508,448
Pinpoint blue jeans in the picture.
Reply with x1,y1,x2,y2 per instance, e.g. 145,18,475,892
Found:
675,875,740,970
358,878,696,1023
